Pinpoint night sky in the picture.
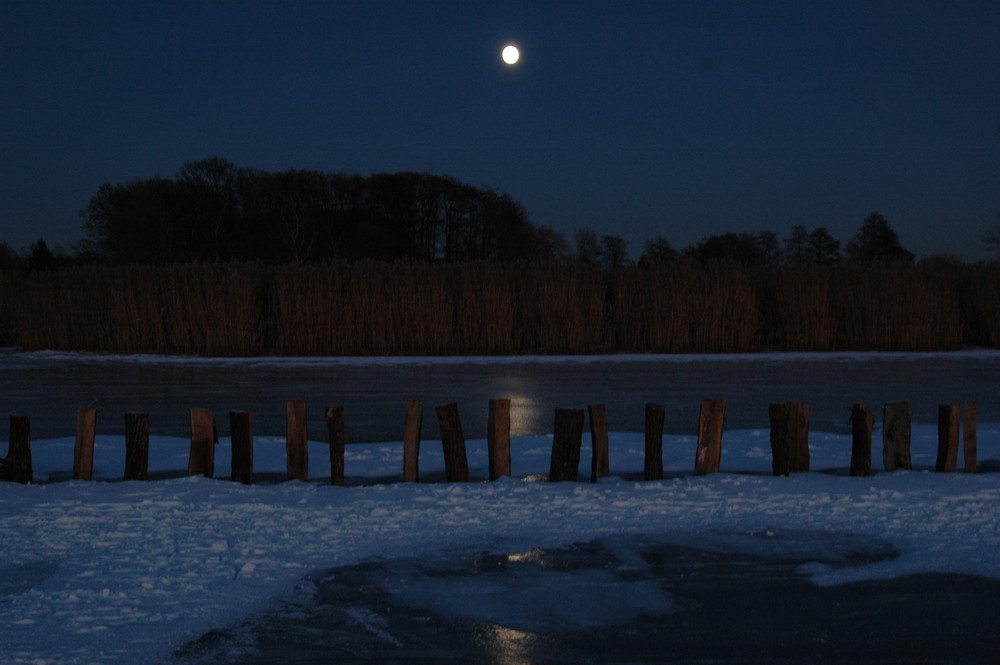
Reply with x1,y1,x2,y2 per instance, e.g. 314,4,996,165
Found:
3,0,998,260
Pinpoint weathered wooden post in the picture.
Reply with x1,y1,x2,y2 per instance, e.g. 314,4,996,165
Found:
325,406,345,486
436,402,470,482
936,404,960,473
402,400,423,482
188,408,215,478
488,398,511,480
1,415,32,484
882,401,911,471
695,398,726,476
588,403,610,482
849,403,874,477
123,412,149,481
549,407,584,482
769,401,810,476
229,410,254,485
644,402,665,481
286,400,309,482
963,402,977,473
73,407,97,481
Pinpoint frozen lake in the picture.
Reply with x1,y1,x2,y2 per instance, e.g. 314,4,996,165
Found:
3,349,1000,442
173,535,1000,665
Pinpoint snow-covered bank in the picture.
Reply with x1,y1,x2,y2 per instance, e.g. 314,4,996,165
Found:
2,425,999,664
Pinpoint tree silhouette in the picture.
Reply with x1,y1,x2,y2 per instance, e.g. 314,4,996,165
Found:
638,236,677,267
81,162,546,265
807,227,840,265
685,232,766,267
27,238,54,272
845,212,914,264
783,225,810,263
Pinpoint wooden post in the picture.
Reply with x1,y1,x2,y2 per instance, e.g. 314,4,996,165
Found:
549,407,584,482
588,403,610,482
286,400,309,482
402,400,423,482
123,412,149,481
769,401,810,476
1,415,32,484
488,398,511,480
325,406,345,486
436,402,470,482
849,403,874,477
694,398,726,476
644,402,665,481
935,404,960,473
963,402,977,473
73,407,97,481
188,408,215,478
229,410,254,485
882,401,912,471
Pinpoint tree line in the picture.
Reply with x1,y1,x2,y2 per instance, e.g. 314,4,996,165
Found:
3,157,999,272
68,157,565,265
577,212,915,269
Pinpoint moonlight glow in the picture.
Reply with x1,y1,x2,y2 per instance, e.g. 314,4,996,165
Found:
501,44,520,65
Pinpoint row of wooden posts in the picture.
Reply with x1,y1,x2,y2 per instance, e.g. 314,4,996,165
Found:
0,398,980,486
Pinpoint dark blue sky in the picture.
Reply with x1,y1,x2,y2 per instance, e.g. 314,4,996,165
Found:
3,0,998,260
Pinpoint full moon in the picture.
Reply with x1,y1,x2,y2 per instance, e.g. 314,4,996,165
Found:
501,44,520,65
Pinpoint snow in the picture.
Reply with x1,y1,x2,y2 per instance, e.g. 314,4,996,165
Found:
1,382,999,663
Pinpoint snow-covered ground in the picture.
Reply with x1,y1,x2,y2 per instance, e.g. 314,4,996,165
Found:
2,418,999,664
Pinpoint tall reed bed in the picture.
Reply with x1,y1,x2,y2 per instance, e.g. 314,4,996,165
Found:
10,264,270,355
961,264,1000,348
827,265,963,350
609,263,759,352
4,260,997,355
